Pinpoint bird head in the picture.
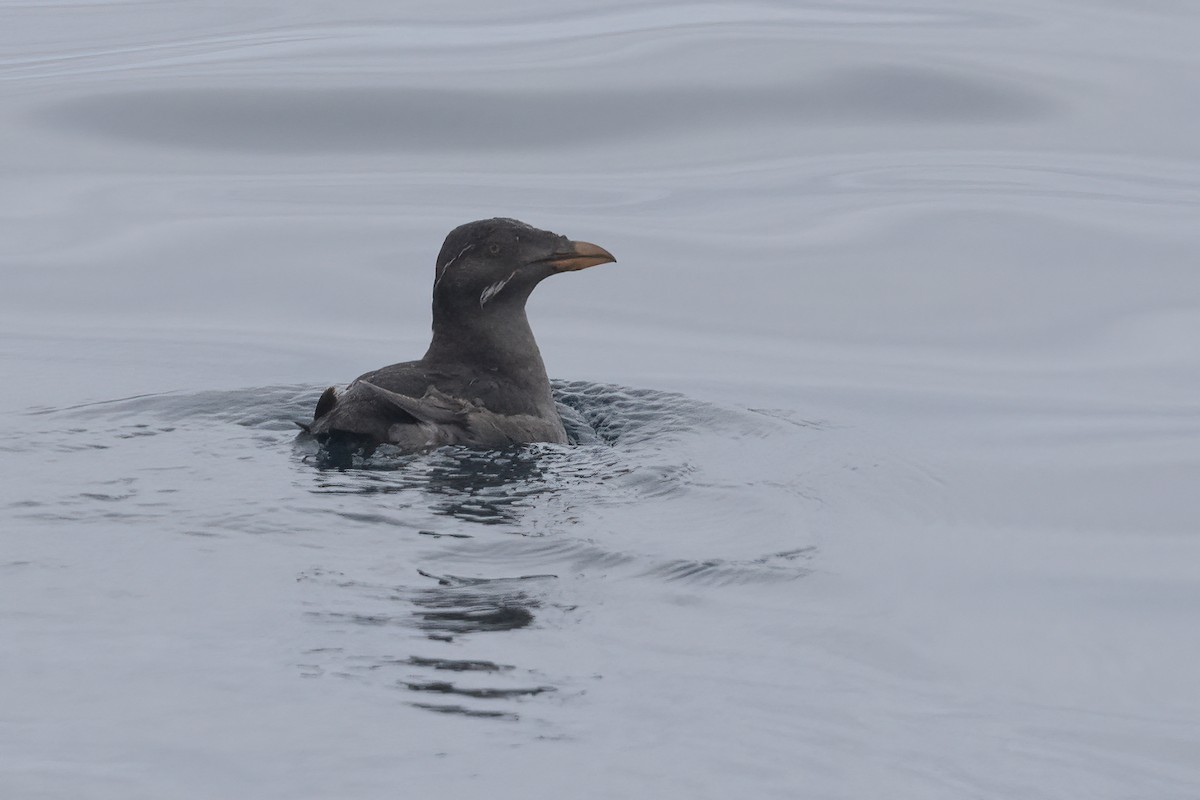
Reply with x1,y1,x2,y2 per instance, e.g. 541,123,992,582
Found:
432,218,615,313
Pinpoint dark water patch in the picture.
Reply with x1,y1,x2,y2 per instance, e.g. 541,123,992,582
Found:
310,507,424,528
418,604,534,636
410,571,558,638
300,443,631,525
402,656,514,673
408,703,519,721
418,529,474,539
554,380,717,447
296,568,567,719
402,681,554,699
39,67,1052,154
416,570,559,587
303,569,558,639
78,491,135,502
556,401,604,446
116,424,162,439
51,442,111,452
642,547,817,586
292,380,743,527
413,450,571,526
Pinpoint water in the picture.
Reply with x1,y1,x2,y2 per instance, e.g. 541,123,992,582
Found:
3,1,1200,797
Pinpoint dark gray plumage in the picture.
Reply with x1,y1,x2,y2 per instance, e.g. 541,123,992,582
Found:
302,218,615,453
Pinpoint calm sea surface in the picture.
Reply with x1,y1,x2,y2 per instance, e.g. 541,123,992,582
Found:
3,2,1199,797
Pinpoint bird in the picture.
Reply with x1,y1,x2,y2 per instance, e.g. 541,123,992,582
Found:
300,218,616,456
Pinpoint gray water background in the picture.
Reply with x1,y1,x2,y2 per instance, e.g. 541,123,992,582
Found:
2,1,1200,797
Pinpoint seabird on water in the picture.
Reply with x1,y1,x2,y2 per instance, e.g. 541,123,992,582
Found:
301,218,616,455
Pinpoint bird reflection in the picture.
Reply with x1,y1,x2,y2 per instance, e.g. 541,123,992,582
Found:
409,569,551,638
304,443,572,526
298,380,686,528
418,448,551,524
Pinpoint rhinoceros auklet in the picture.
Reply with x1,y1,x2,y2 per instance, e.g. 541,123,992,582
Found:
302,218,615,453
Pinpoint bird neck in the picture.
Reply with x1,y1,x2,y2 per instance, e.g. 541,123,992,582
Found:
425,306,554,400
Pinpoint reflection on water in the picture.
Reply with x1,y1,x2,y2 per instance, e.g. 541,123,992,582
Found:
298,566,558,720
41,66,1050,154
21,377,826,571
298,381,719,529
11,374,835,724
306,447,568,524
5,0,1200,794
411,570,550,638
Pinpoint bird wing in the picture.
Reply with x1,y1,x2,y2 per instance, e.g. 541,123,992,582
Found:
355,381,473,426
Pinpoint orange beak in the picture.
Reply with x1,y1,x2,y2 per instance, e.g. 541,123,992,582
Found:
539,240,616,272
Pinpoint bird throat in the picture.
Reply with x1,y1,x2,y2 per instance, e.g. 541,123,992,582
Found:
425,305,554,406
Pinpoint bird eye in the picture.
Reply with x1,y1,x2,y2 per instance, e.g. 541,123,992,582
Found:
488,243,501,255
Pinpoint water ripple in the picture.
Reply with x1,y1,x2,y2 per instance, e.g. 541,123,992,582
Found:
10,378,908,722
3,4,1020,79
39,67,1051,154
